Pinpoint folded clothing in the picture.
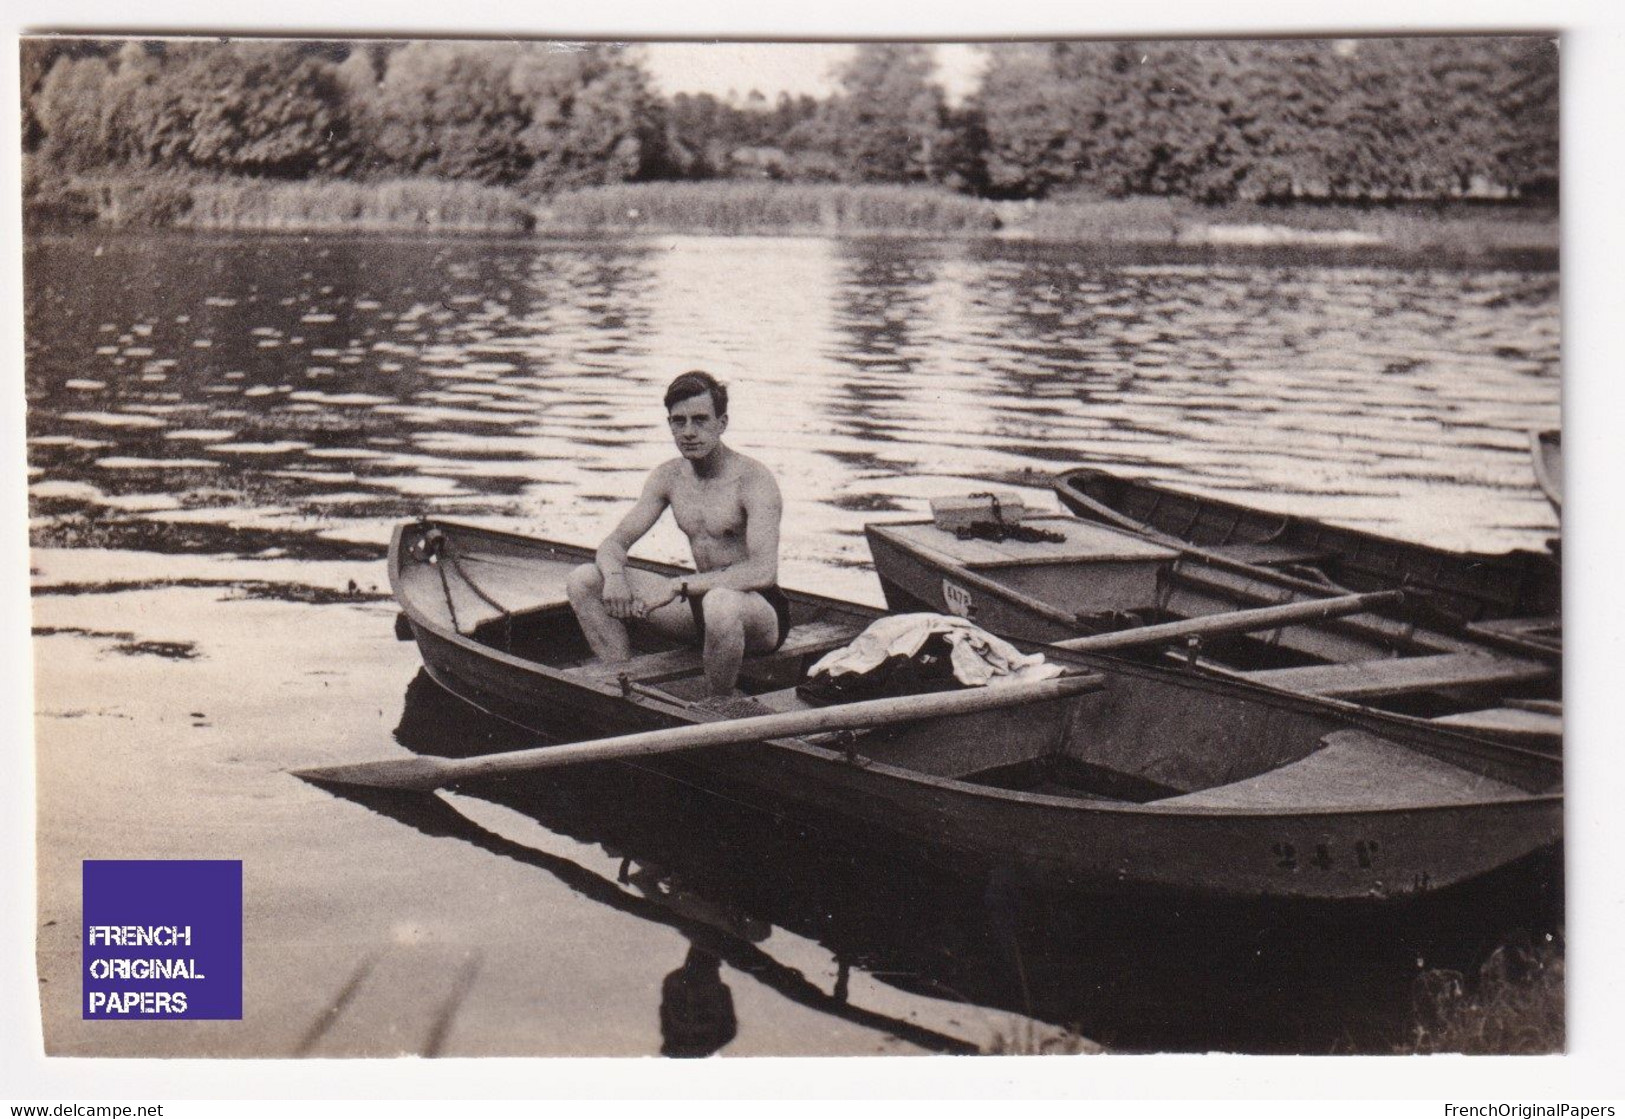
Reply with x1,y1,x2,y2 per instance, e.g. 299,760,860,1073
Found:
807,613,1063,689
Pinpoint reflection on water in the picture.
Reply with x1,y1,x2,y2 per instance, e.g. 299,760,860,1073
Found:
659,947,738,1058
26,232,1559,605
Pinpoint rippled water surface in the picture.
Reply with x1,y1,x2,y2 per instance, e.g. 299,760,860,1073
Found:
26,232,1560,600
25,231,1562,1057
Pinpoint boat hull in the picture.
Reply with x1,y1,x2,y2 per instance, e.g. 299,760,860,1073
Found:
390,520,1562,904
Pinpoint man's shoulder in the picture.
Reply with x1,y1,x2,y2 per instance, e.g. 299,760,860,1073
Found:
630,458,683,500
722,448,772,478
732,452,782,498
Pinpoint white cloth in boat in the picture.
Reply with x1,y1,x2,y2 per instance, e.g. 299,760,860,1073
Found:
807,613,1063,687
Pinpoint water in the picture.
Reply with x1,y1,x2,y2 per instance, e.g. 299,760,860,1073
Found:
25,232,1560,595
25,231,1562,1056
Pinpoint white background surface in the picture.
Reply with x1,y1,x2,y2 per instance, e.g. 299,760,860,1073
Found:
3,0,1620,1103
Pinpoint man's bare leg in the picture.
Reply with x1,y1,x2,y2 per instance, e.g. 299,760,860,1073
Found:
698,588,782,696
567,564,701,664
566,564,633,662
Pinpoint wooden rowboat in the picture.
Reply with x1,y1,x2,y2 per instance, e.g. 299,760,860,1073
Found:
866,513,1561,751
345,518,1560,903
1052,466,1561,627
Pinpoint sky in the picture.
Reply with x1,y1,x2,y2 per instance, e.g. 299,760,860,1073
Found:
639,41,987,104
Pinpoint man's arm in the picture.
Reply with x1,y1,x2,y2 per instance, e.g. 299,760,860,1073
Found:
597,466,670,618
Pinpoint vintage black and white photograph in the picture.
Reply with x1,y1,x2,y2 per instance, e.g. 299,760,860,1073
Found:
21,31,1567,1061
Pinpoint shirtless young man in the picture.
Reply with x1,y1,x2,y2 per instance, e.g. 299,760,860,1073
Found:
566,371,788,697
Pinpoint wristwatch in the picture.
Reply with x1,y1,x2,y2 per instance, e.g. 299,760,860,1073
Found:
677,580,690,601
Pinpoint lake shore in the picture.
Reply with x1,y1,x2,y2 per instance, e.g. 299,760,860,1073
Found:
25,175,1558,256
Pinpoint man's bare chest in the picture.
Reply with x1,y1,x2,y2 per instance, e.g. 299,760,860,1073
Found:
669,477,748,540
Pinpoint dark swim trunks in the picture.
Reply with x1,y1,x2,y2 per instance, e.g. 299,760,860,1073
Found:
690,586,792,653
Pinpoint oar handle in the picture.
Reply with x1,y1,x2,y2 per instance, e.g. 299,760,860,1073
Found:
1052,589,1404,653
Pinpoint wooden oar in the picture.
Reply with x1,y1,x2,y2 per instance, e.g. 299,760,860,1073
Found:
294,671,1106,792
1051,588,1404,653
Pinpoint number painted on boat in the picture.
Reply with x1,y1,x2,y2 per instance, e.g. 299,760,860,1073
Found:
1272,839,1382,872
942,581,975,618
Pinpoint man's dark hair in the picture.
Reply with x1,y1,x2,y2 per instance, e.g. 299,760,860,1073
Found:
664,370,728,417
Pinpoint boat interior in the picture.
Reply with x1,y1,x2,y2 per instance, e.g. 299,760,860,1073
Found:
870,517,1562,749
422,533,1554,809
1061,473,1562,622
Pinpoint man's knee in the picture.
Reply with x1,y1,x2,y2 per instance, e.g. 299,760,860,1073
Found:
566,563,603,608
701,588,746,636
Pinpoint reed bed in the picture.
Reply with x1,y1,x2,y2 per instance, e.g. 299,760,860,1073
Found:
24,171,535,233
1023,192,1558,252
25,169,1555,252
539,181,1001,236
24,170,196,228
178,178,534,233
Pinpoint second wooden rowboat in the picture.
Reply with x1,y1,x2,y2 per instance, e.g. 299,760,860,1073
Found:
865,512,1561,751
1052,465,1561,627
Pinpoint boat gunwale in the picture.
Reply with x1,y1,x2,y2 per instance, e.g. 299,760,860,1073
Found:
391,519,1560,822
1052,465,1560,570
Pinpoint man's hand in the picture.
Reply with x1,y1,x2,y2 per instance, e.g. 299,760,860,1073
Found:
602,571,638,619
636,577,684,617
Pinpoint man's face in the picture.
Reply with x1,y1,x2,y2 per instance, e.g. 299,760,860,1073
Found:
667,393,726,460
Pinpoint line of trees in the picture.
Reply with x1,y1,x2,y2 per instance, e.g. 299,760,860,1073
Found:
22,36,1557,204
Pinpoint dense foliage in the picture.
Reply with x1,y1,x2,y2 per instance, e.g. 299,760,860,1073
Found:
971,38,1558,202
21,36,1557,206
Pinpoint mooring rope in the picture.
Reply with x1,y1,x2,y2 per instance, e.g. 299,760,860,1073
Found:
440,543,516,651
417,525,515,649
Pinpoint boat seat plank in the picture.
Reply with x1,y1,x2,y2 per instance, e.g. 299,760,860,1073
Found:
1467,616,1562,648
572,619,859,686
1431,707,1563,740
1157,730,1529,809
447,553,572,618
1241,652,1551,699
1209,542,1337,567
1468,616,1561,637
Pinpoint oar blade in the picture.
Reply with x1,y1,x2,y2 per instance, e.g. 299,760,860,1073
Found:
292,755,453,792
